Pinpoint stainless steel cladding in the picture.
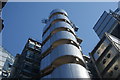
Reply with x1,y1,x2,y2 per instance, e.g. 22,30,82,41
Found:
51,64,90,78
41,44,85,70
50,9,68,17
40,9,90,78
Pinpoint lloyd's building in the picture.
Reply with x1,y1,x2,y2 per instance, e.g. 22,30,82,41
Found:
40,9,90,78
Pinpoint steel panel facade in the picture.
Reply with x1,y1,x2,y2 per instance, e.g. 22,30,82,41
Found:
41,53,51,70
49,14,71,24
50,31,77,43
97,46,118,73
50,21,74,33
43,14,71,36
41,9,90,78
42,21,75,41
103,57,120,78
42,31,77,53
50,9,68,17
50,44,84,63
41,44,85,69
51,64,90,78
41,39,51,53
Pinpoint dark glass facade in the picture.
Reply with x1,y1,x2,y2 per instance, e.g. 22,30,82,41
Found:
9,38,41,79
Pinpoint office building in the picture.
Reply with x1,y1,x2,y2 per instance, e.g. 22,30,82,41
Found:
90,33,120,79
40,9,90,78
93,6,120,39
0,46,14,79
10,38,41,79
90,3,120,79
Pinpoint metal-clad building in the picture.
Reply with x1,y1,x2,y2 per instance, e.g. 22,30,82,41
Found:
93,9,120,39
40,9,90,78
89,33,120,79
90,3,120,79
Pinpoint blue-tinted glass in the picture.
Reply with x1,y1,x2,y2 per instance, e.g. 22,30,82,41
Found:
94,11,108,31
96,14,112,36
99,17,117,38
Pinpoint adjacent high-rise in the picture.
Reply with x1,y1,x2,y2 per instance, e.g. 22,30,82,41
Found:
10,38,41,79
93,5,120,39
40,9,90,78
90,3,120,79
0,46,14,79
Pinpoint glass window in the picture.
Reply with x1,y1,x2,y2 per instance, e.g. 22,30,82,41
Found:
114,65,118,70
102,59,106,64
36,44,41,48
93,52,99,60
28,40,35,49
94,11,108,30
26,51,34,59
24,64,31,72
32,68,39,73
96,14,112,36
107,53,111,58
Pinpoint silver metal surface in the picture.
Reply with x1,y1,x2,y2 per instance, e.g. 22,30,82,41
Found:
51,64,90,78
41,39,51,54
50,44,84,64
42,21,75,41
43,14,71,36
41,44,85,69
50,21,74,33
50,31,77,44
103,57,120,78
41,9,90,79
93,39,110,61
49,14,71,24
97,46,118,73
40,53,51,70
50,9,68,17
42,31,77,54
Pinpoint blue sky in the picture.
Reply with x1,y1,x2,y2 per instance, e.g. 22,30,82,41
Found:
1,2,117,56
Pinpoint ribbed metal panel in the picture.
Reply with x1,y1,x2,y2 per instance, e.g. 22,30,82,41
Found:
41,39,51,54
41,9,90,78
50,9,68,17
42,31,77,54
43,14,71,33
42,21,75,42
50,31,77,43
103,57,120,78
41,53,51,70
49,14,71,24
97,46,118,73
41,44,85,70
51,64,90,78
50,21,74,33
50,44,84,63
